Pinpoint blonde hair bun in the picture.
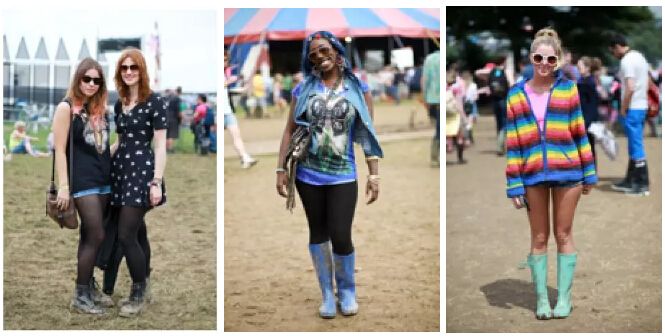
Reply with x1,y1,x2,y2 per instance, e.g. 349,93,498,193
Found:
535,27,560,42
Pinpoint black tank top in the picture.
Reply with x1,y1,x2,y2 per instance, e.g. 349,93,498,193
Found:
63,99,111,193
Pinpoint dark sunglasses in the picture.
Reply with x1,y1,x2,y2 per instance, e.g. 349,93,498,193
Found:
532,53,558,66
120,64,140,72
82,76,102,85
308,46,333,62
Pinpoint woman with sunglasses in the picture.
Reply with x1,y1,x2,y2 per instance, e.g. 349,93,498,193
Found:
276,31,383,319
109,48,168,317
52,57,111,314
505,28,597,320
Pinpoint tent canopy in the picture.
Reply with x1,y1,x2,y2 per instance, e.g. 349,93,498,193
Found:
224,8,440,44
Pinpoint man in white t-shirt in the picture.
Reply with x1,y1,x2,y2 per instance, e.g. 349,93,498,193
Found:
609,33,650,195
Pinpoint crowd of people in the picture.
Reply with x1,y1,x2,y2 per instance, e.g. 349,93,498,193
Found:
225,61,428,119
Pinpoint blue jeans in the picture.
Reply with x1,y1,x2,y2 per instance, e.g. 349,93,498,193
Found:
619,109,647,160
72,185,112,199
10,139,27,154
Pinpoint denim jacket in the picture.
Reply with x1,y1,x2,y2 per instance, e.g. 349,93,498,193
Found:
294,76,384,158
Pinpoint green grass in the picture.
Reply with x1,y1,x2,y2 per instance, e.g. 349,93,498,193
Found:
4,153,216,329
4,122,203,154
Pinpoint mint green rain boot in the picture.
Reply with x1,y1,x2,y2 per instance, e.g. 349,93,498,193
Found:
526,254,552,320
553,253,577,318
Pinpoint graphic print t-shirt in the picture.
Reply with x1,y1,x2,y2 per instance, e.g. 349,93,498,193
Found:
293,79,370,185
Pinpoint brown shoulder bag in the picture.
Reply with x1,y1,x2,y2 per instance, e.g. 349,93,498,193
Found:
46,107,78,229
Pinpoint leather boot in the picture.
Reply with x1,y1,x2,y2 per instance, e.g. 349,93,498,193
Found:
70,283,105,315
119,282,147,318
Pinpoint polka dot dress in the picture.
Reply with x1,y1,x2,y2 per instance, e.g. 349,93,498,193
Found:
111,93,168,208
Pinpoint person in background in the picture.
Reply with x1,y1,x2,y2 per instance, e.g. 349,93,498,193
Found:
423,50,441,167
250,71,268,118
609,33,650,196
8,121,49,157
273,73,288,116
166,86,183,153
577,56,602,166
462,70,479,145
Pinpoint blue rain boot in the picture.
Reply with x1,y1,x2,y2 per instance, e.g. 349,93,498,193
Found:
334,252,358,316
553,253,577,318
526,254,552,320
309,242,336,319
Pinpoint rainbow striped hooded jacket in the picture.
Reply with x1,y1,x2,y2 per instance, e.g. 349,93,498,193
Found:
505,71,597,198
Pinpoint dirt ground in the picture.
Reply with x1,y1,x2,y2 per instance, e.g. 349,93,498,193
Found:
224,100,440,332
446,114,661,332
3,153,216,330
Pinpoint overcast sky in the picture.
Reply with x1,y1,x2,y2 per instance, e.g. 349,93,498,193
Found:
3,10,217,93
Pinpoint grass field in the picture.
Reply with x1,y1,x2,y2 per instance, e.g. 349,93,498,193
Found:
3,153,216,329
3,122,200,155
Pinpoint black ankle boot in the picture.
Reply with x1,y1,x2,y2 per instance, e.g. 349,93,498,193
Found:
70,283,105,314
119,282,147,317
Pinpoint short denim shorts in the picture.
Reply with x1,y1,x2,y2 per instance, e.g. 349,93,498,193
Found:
534,180,583,188
72,185,112,198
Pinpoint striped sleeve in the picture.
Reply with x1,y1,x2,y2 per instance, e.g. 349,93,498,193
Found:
505,93,525,198
568,83,598,185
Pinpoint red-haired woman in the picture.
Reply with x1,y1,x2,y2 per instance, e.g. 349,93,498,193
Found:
109,48,168,317
52,57,111,314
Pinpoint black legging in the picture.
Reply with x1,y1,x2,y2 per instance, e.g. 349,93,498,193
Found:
117,206,149,283
75,194,110,285
295,180,357,255
102,218,151,295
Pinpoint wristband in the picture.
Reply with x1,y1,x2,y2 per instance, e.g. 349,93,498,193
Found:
275,168,287,173
366,156,380,162
368,175,380,182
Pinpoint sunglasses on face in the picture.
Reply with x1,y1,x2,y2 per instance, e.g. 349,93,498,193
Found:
120,64,139,72
532,53,558,66
308,46,333,63
82,76,102,85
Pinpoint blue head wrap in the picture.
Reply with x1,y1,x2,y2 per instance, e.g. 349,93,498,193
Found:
301,31,360,87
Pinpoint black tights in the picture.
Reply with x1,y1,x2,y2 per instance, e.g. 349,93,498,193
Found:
295,180,357,255
102,217,150,295
75,194,109,285
117,206,149,283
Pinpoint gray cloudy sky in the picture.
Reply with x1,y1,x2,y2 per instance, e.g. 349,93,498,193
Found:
3,10,217,92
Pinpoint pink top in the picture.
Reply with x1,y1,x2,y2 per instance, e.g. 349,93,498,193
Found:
524,83,549,132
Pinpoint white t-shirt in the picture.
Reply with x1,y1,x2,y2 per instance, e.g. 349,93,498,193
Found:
464,82,478,103
620,50,649,109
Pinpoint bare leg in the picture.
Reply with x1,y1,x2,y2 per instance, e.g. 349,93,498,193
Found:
552,185,583,254
525,186,551,254
226,124,251,161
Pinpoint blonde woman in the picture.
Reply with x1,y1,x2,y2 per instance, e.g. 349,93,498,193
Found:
505,28,597,320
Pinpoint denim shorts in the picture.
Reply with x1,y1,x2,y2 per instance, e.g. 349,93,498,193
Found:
72,185,112,198
534,180,583,188
224,113,237,128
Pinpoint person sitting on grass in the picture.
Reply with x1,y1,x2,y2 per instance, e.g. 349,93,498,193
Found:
8,121,49,157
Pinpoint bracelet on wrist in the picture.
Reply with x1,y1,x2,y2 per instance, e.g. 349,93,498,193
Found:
368,174,381,182
366,156,380,162
275,168,287,174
